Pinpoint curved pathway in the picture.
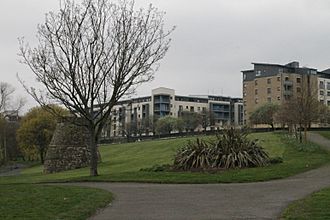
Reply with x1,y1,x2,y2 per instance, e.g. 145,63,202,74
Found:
65,132,330,220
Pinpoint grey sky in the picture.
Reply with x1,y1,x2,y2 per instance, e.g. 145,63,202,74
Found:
1,0,330,111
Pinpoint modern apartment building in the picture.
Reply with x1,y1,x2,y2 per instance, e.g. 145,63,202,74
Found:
242,61,330,124
101,87,243,139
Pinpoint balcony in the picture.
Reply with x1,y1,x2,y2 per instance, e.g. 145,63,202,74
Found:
283,90,293,96
283,80,293,86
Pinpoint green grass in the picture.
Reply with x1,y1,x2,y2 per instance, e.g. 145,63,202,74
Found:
317,130,330,140
282,187,330,219
1,132,329,184
0,184,112,220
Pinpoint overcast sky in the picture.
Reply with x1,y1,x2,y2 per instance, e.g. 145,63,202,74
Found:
1,0,330,111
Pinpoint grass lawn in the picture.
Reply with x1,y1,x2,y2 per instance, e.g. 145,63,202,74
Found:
1,132,329,184
281,187,330,219
0,184,112,220
317,130,330,140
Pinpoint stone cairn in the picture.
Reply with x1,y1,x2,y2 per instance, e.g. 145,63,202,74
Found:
44,119,93,173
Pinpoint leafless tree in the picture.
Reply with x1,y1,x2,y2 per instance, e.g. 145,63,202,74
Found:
277,75,325,142
0,82,25,113
19,0,174,176
0,82,25,164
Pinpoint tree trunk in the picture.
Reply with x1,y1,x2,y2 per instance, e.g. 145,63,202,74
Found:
299,125,302,143
304,125,308,143
40,147,44,164
88,127,98,176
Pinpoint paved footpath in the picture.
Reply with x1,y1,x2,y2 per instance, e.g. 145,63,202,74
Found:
66,132,330,220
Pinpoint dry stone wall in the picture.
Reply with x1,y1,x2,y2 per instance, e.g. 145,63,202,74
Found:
44,121,92,173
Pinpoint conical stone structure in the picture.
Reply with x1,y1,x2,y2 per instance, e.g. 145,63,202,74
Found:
44,121,92,173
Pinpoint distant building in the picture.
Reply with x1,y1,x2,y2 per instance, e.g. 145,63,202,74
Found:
242,61,330,124
101,87,243,139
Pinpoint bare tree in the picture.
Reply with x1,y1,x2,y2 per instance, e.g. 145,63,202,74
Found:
0,82,25,164
277,75,324,142
0,82,25,113
19,0,174,176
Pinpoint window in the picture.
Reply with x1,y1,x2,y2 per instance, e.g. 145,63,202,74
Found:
328,101,330,106
256,70,261,77
327,91,330,96
277,76,281,81
255,80,258,86
327,82,330,90
320,81,325,89
255,98,258,104
186,106,188,109
267,88,271,94
277,96,281,101
255,89,258,95
277,87,281,91
296,78,301,83
320,90,324,96
267,97,271,103
267,78,271,84
320,100,324,104
297,87,301,93
190,106,194,112
285,76,289,81
197,107,201,111
179,105,183,111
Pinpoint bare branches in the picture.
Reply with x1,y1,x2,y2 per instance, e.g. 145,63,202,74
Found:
0,82,25,114
18,0,173,176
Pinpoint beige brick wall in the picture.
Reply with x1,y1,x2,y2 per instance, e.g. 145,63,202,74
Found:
243,72,318,123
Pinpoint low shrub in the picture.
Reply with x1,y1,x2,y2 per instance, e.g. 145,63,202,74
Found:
211,128,269,169
268,156,283,164
140,164,171,172
173,138,211,171
173,128,270,171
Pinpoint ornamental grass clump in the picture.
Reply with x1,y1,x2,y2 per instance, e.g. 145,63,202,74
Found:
173,138,212,171
211,128,269,169
173,128,270,171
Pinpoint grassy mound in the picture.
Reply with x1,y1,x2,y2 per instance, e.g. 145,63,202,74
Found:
0,132,329,184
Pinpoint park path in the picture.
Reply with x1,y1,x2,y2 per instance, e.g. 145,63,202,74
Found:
65,132,330,220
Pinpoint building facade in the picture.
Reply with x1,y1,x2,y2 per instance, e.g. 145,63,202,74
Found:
242,61,329,124
101,87,243,139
